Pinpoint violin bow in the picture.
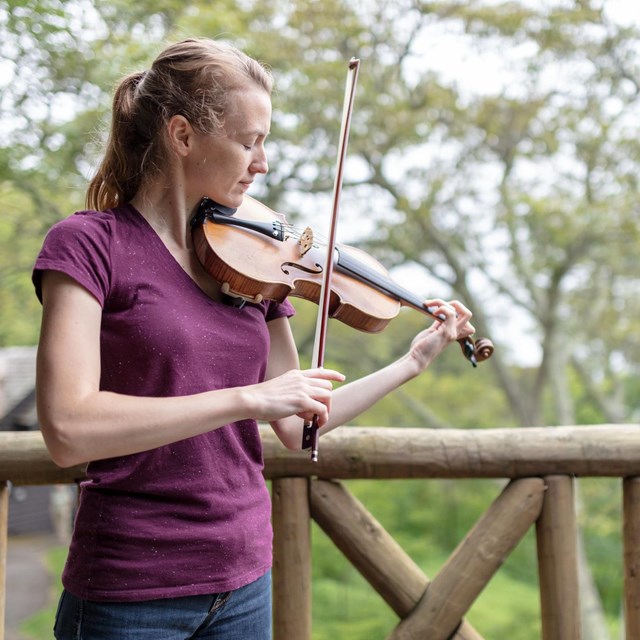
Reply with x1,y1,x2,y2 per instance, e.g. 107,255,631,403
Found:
301,57,360,462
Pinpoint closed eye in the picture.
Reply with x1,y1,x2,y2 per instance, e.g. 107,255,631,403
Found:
240,132,269,151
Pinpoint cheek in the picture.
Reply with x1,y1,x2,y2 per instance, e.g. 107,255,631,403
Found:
195,156,225,182
210,151,245,178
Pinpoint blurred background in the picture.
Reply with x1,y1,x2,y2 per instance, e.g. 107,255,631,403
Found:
1,0,639,638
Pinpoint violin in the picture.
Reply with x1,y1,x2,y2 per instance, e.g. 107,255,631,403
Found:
191,195,494,365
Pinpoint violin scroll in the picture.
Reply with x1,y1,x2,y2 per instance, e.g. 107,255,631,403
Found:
473,337,495,363
459,336,494,366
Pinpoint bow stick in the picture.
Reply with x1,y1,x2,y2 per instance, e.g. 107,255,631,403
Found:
301,58,360,462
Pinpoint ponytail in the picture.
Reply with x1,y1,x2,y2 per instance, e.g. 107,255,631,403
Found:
86,71,156,211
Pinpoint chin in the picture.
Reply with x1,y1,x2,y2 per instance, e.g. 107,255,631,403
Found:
222,198,242,210
230,194,245,208
206,193,242,208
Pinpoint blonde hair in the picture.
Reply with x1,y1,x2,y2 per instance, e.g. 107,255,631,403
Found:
86,38,273,211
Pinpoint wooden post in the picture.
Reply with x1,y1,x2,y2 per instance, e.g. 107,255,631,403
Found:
310,478,425,616
536,475,581,640
389,477,545,640
623,477,640,639
271,478,311,640
310,479,485,640
0,482,9,640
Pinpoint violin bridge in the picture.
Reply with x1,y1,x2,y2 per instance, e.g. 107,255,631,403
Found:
298,227,314,257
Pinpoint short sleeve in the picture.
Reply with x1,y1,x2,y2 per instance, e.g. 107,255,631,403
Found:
32,211,113,306
264,297,296,322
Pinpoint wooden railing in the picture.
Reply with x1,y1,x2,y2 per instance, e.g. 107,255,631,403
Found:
1,424,640,640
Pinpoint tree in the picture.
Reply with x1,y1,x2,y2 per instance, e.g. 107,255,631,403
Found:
241,0,640,430
6,0,637,426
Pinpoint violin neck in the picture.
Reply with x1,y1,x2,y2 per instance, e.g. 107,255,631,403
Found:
335,249,441,321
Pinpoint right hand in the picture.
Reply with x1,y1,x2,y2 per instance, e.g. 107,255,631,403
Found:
248,367,345,427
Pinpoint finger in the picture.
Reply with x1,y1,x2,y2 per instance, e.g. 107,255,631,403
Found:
301,367,346,382
462,322,476,337
422,298,447,317
423,299,459,323
446,301,475,339
449,299,473,322
434,303,458,323
298,398,330,426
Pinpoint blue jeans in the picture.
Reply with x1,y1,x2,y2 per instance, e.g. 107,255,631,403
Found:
53,571,272,640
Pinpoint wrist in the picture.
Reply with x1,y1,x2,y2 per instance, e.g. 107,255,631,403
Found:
409,341,442,374
398,350,428,381
231,384,260,421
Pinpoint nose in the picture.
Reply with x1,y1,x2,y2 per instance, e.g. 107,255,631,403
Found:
250,145,268,175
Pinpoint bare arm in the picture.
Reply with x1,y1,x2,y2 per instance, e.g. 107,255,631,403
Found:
321,299,475,435
36,271,343,467
265,299,474,448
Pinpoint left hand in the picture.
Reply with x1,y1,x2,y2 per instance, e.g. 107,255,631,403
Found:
408,299,475,372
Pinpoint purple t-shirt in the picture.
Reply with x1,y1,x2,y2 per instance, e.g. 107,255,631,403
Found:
33,204,295,601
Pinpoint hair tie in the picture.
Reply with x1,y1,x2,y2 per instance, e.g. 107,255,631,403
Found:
136,70,148,92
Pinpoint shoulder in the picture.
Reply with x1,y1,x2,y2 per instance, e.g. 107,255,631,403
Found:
38,208,123,271
40,204,146,256
33,207,131,305
38,209,122,265
45,208,118,241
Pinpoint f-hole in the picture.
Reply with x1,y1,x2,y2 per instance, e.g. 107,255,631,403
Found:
281,262,323,276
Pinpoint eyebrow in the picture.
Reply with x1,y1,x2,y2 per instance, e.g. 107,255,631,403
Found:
226,126,270,140
243,129,270,138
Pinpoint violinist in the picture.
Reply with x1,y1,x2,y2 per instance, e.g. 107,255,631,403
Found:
33,37,475,640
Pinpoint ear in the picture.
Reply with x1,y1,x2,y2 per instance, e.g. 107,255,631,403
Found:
166,115,195,157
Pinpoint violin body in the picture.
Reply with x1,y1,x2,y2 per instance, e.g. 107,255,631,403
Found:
193,195,402,333
192,195,494,363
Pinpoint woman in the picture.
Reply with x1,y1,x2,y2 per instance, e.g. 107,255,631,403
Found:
33,37,475,640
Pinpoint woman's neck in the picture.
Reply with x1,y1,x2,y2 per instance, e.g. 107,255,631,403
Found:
131,183,198,250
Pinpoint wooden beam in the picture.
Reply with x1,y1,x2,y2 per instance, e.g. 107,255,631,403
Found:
389,477,545,640
624,477,640,640
536,475,580,640
310,479,485,639
262,425,640,478
0,432,85,485
4,426,640,483
271,478,311,640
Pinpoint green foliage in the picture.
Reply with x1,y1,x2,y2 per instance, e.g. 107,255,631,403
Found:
311,478,543,639
0,186,49,344
578,478,623,614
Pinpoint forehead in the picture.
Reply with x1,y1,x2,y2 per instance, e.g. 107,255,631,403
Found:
223,87,272,133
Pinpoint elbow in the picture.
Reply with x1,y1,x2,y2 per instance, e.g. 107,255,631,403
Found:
277,431,303,452
282,438,302,452
38,414,86,468
50,450,84,469
269,419,304,451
